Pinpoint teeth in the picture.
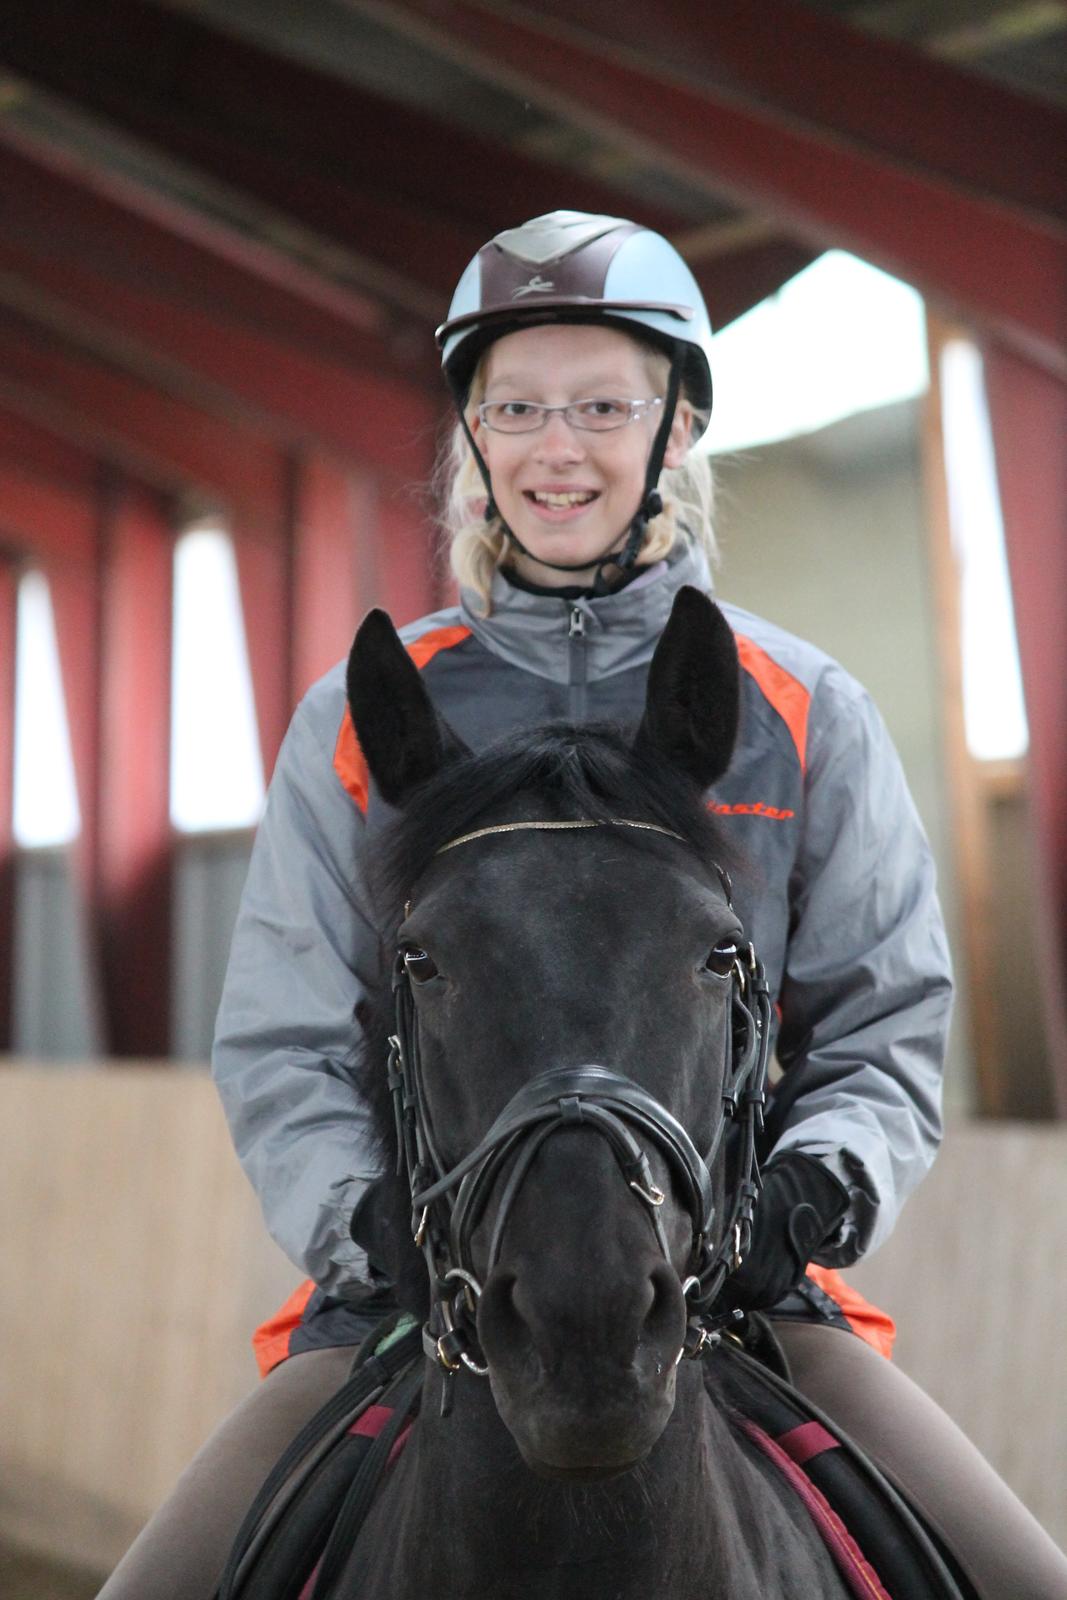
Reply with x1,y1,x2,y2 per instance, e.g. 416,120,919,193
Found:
531,491,595,507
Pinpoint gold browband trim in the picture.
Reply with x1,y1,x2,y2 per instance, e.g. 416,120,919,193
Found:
436,818,686,855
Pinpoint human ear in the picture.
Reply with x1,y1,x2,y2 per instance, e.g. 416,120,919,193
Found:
662,401,693,470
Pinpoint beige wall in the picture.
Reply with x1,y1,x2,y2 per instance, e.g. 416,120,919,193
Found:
0,1067,297,1574
2,1067,1064,1577
711,398,975,1112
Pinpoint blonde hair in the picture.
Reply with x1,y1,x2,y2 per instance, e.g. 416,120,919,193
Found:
437,339,717,612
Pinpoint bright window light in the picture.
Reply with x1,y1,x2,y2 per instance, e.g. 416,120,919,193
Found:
171,524,265,831
940,341,1028,762
704,251,928,455
13,570,82,848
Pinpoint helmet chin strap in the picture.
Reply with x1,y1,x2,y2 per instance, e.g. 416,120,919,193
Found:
450,349,683,597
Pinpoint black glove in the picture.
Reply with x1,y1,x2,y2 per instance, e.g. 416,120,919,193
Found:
720,1150,850,1313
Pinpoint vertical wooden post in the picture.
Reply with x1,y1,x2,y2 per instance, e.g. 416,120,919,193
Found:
920,315,1004,1115
0,556,18,1049
983,347,1067,1117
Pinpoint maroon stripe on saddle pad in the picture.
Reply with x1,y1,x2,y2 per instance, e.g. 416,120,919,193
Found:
739,1419,892,1600
350,1403,394,1438
348,1404,413,1466
777,1420,840,1467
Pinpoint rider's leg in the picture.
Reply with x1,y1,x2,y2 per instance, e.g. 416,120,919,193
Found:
96,1343,355,1600
773,1319,1067,1600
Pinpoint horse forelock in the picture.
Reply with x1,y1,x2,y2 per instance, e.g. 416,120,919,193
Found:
377,720,737,923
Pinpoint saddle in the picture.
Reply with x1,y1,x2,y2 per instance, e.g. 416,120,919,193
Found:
214,1311,976,1600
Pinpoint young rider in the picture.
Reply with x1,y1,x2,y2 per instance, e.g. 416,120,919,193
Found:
99,212,1067,1600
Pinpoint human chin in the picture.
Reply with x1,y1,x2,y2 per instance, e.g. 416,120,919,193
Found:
508,493,620,567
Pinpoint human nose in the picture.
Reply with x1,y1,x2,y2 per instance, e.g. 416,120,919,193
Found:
532,408,585,461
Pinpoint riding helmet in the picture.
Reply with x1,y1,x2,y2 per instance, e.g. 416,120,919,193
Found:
436,211,714,435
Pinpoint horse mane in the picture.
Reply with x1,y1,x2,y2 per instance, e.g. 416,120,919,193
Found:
351,721,742,1304
377,719,737,921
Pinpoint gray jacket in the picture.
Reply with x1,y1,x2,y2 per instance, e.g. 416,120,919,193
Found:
213,546,951,1297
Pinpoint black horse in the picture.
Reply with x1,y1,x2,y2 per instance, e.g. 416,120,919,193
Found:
338,586,851,1598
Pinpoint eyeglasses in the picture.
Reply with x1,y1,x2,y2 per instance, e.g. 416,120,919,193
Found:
476,397,664,434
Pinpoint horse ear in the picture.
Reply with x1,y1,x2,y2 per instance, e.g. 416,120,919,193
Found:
635,587,739,789
346,609,467,806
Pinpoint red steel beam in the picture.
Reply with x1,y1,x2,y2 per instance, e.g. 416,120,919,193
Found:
94,484,173,1057
0,308,289,530
376,490,442,629
0,407,101,498
691,238,814,334
511,0,1067,229
0,134,395,370
232,511,293,783
0,458,98,566
0,558,16,1049
0,236,441,483
45,480,175,1056
291,454,377,705
0,0,695,309
983,349,1067,1116
363,0,1067,376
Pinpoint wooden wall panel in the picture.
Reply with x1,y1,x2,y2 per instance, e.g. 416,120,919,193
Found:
1,1070,1064,1573
0,1068,297,1573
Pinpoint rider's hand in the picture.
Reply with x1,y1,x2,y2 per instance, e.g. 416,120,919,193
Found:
720,1150,850,1313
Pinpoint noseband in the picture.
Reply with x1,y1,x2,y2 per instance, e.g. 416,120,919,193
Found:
386,819,770,1384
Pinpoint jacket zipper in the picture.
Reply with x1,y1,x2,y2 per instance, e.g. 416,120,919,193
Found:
568,603,588,721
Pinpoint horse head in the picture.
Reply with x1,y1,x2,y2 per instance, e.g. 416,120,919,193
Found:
347,587,764,1481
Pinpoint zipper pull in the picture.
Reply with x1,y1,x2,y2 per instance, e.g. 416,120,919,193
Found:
569,605,586,639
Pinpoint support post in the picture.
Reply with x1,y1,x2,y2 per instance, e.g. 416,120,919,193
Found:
0,557,17,1050
983,348,1067,1116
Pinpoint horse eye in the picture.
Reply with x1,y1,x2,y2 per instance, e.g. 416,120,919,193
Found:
704,942,738,978
403,946,439,984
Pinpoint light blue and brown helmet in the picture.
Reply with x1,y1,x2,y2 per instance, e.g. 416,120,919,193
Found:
437,211,714,438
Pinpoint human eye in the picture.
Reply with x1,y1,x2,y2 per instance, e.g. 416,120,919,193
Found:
573,398,630,426
500,400,539,417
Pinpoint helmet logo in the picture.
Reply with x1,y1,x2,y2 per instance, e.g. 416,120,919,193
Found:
512,274,555,299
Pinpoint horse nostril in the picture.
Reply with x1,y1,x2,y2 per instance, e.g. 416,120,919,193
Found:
479,1272,525,1345
645,1262,685,1345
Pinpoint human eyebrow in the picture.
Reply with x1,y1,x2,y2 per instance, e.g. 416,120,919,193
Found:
484,372,639,396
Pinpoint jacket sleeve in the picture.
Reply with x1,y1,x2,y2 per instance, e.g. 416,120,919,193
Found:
767,667,953,1264
212,683,387,1298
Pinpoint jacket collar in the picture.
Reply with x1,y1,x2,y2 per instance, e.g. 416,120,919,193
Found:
458,543,714,683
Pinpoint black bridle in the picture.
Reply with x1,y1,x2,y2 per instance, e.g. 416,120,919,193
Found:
386,819,770,1384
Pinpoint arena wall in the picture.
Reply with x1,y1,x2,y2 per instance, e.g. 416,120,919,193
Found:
1,1065,1064,1576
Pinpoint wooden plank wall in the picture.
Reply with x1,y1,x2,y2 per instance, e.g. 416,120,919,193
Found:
0,1067,297,1574
1,1068,1064,1575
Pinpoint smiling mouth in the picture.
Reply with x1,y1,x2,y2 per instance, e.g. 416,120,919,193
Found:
525,490,598,509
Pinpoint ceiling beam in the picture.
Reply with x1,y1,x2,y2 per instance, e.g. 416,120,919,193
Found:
0,407,102,499
501,0,1067,228
0,237,442,481
356,0,1066,375
0,309,288,529
0,455,98,566
0,125,398,367
0,0,698,314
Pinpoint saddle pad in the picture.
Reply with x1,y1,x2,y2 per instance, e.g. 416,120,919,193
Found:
738,1416,892,1600
713,1342,975,1600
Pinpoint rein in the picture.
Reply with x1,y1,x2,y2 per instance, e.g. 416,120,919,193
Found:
386,818,770,1388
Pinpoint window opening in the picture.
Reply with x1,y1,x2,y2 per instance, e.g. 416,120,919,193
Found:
704,250,928,456
170,523,265,831
13,569,81,849
940,340,1028,762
